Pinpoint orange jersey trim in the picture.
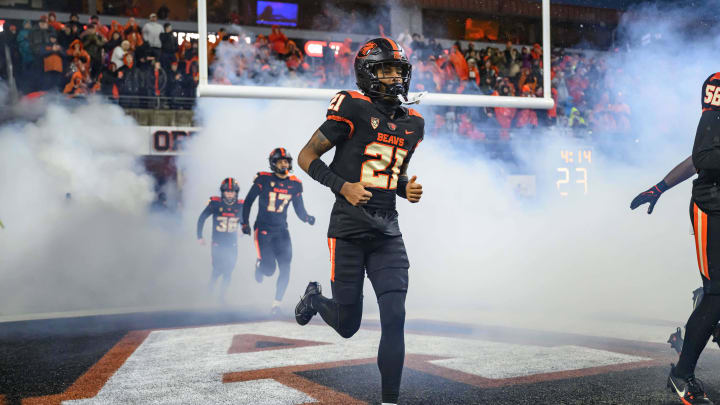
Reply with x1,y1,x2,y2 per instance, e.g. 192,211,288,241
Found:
327,115,355,139
408,108,423,119
254,228,262,260
347,91,371,102
328,237,336,282
694,203,710,280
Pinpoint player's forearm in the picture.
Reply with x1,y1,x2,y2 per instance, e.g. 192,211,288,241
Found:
196,210,211,239
292,195,310,220
663,155,695,188
241,187,259,225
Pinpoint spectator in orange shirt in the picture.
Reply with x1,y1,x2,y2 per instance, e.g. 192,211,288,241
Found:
515,85,538,129
285,40,303,71
269,25,288,55
67,38,90,73
42,32,65,91
47,12,64,32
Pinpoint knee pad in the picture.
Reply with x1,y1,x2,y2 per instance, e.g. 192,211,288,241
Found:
337,298,363,339
256,259,276,276
378,291,406,330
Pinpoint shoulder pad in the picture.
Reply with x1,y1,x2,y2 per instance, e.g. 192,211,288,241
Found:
289,175,302,183
258,171,273,176
210,196,221,201
408,108,423,119
346,90,372,103
238,199,245,205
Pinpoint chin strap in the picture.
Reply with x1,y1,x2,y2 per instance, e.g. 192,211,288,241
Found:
399,91,427,105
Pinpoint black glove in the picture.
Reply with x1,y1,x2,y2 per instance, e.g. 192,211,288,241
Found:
306,215,316,226
241,223,251,235
630,180,669,214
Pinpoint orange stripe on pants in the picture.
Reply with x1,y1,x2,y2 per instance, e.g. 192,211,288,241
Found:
328,237,336,281
254,228,262,260
694,203,710,280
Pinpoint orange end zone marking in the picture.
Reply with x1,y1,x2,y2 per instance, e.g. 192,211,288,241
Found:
23,330,151,405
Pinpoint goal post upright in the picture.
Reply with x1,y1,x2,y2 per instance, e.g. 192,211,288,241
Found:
196,0,553,110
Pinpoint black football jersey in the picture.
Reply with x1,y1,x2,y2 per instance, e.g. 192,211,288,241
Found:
693,73,720,214
320,90,424,238
242,172,310,229
196,197,244,245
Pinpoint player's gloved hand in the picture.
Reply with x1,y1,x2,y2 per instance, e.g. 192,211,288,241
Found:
406,175,423,203
306,215,316,225
630,180,669,214
197,238,206,246
241,223,251,235
340,182,373,206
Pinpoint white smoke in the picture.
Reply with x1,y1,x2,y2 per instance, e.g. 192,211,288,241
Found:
0,2,716,343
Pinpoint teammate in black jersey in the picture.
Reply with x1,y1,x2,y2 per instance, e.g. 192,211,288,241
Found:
647,72,720,405
293,38,424,405
241,148,315,313
197,177,244,304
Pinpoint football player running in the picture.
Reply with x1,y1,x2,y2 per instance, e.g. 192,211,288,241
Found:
241,148,315,314
197,178,244,304
658,73,720,405
293,38,424,405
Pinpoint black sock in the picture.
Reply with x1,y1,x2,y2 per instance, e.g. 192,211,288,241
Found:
676,293,720,377
377,291,406,404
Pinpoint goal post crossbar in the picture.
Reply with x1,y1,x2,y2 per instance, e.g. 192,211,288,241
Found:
197,0,553,110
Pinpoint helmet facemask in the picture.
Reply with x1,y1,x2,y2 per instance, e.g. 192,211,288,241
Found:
363,61,412,101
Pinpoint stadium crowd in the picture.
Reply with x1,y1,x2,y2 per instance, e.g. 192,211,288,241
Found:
0,12,631,138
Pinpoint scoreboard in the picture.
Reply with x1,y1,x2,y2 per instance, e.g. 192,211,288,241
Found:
556,148,592,197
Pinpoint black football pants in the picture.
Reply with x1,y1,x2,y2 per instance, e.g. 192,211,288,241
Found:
210,242,237,296
675,202,720,378
254,227,292,301
311,235,410,404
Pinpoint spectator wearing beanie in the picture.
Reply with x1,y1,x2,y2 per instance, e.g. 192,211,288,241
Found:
81,26,105,77
97,62,121,99
89,15,109,40
159,23,178,70
66,13,82,32
30,16,54,89
42,32,64,91
16,20,34,91
142,13,163,59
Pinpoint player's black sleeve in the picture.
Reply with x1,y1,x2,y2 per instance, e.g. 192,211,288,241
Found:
291,193,311,222
242,183,261,225
630,156,696,214
197,203,213,239
664,155,696,187
693,111,720,171
319,119,351,145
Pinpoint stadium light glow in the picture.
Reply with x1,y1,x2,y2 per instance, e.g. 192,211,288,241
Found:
197,0,553,109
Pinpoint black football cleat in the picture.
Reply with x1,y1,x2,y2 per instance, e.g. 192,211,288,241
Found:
667,364,713,404
668,327,684,354
295,282,321,326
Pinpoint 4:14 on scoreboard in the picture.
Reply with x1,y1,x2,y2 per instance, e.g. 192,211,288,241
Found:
557,149,591,196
